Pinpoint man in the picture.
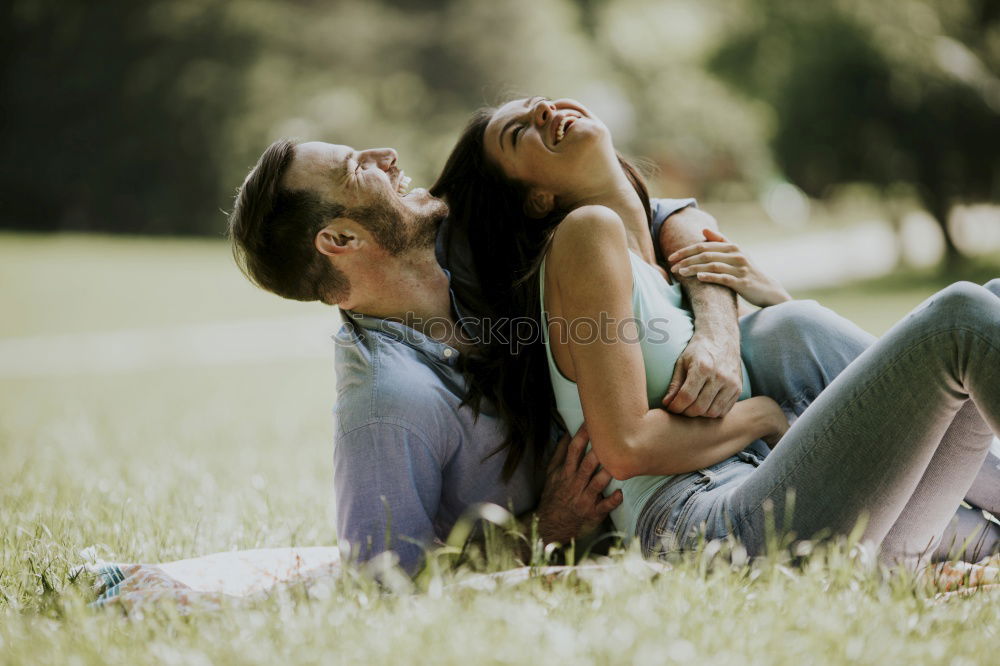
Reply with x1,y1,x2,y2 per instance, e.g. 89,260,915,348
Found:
229,139,1000,573
228,140,623,573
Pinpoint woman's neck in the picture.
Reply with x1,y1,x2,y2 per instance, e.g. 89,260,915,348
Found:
567,170,656,265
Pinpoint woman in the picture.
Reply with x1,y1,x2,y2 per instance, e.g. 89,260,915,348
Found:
431,96,1000,564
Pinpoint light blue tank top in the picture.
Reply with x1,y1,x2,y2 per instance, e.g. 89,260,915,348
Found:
540,249,752,540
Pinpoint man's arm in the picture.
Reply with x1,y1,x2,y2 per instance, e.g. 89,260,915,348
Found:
333,421,441,575
656,206,744,418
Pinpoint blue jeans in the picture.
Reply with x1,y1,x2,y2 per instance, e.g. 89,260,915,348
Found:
638,281,1000,563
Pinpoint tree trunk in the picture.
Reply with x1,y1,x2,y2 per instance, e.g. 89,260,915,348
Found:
926,198,963,275
939,221,964,275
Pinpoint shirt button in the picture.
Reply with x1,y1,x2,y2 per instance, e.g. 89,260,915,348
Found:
443,348,454,358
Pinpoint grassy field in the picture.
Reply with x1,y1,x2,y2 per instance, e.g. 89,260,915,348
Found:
2,233,999,665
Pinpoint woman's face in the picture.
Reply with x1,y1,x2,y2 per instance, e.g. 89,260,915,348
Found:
483,97,614,198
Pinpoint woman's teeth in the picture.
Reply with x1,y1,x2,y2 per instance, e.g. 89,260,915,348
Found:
555,116,573,144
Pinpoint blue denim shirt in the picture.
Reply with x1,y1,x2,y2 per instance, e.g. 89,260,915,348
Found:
332,303,536,574
333,198,696,573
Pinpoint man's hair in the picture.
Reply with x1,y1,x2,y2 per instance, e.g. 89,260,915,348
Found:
228,139,350,304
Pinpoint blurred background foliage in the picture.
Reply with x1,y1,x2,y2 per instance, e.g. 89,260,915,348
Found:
1,0,997,269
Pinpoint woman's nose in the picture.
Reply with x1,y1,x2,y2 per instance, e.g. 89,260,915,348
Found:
532,100,554,126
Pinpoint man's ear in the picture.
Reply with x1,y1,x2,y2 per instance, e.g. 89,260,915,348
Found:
524,189,555,219
315,222,361,257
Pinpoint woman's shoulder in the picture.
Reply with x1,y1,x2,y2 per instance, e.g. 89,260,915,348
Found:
559,204,627,237
549,205,629,269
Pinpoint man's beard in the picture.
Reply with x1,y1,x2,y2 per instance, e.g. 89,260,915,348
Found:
351,196,446,256
404,197,447,252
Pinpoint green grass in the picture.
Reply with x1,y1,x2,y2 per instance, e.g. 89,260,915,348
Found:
0,233,324,338
2,232,999,665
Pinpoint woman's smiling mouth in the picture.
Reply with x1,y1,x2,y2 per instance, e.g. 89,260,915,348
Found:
553,113,579,146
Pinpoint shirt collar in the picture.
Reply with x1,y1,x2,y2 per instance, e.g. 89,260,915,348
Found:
340,273,468,368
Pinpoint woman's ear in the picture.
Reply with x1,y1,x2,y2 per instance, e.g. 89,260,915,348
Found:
524,190,555,219
315,223,360,257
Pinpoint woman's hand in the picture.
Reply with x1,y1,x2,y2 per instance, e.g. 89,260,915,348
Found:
759,397,790,448
668,229,792,308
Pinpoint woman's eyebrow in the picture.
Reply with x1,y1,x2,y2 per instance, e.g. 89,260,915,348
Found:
500,117,520,152
500,98,543,151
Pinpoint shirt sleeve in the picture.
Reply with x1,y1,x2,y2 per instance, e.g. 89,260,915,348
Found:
333,420,442,575
649,197,698,266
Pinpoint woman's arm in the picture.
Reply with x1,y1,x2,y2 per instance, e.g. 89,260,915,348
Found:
547,207,785,481
668,229,792,308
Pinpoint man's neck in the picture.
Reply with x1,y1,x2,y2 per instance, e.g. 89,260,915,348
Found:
347,249,469,349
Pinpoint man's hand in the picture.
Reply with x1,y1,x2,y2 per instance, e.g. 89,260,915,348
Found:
658,209,743,419
661,332,743,418
536,424,623,546
669,229,792,308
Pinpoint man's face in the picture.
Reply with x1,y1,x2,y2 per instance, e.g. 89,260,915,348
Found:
283,142,447,252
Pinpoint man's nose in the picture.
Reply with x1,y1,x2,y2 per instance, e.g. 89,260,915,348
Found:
360,148,398,171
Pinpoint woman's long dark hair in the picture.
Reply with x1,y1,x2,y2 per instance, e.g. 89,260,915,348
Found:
430,107,652,481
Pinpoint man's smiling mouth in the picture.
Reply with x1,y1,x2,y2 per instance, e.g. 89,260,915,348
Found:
392,168,412,196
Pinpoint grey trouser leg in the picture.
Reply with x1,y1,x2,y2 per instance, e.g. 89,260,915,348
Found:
959,278,1000,518
739,300,874,421
932,504,1000,562
728,282,1000,560
887,279,1000,562
740,292,1000,561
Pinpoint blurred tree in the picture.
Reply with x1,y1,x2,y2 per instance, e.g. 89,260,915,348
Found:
590,0,774,199
570,0,609,37
0,1,257,235
710,0,1000,269
2,0,779,236
15,0,992,244
225,0,610,193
